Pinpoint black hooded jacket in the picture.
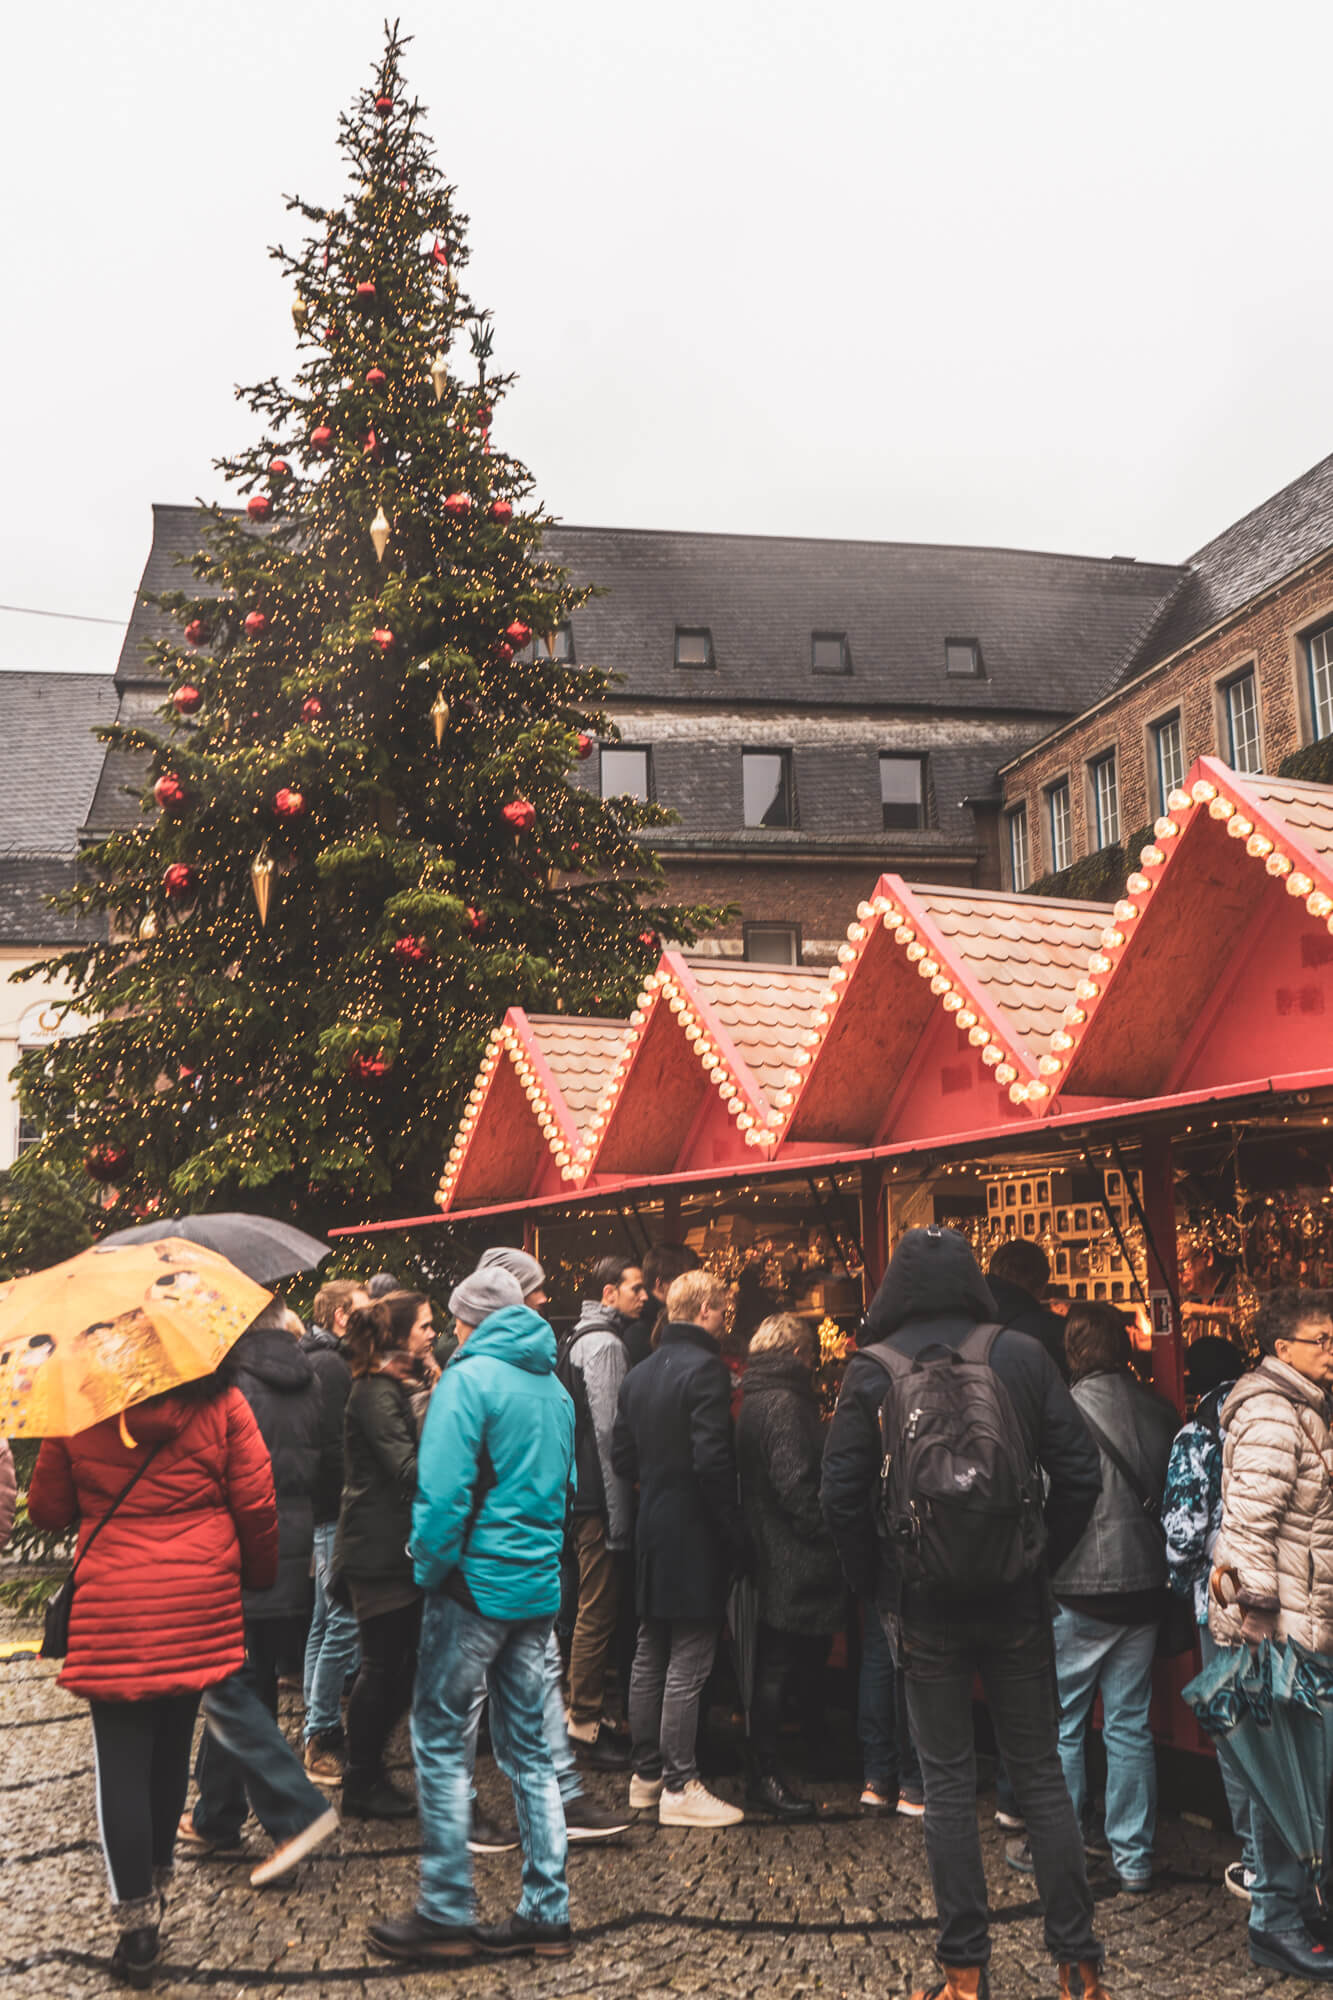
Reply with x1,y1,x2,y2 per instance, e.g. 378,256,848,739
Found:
819,1226,1101,1611
300,1324,352,1524
223,1323,330,1621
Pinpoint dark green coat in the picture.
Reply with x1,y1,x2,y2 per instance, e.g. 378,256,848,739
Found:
336,1373,417,1589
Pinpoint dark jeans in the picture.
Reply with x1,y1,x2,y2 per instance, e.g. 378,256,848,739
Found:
902,1605,1099,1969
345,1597,422,1795
629,1616,719,1792
858,1600,921,1793
750,1624,829,1771
194,1616,328,1843
91,1692,200,1916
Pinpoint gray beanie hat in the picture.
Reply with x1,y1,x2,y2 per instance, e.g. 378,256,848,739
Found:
449,1266,524,1327
478,1244,546,1298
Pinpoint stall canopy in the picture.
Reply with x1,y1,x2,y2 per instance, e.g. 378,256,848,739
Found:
432,759,1333,1217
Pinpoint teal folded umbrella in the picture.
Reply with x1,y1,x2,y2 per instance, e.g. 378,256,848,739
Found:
1183,1637,1333,1879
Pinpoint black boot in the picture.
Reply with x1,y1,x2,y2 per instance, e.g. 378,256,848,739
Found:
342,1775,416,1819
110,1925,161,1989
745,1768,816,1819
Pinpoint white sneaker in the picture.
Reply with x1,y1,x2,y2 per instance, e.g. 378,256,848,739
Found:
629,1773,665,1810
658,1780,744,1828
249,1806,339,1886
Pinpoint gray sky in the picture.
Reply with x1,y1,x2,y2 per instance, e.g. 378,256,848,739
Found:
5,0,1331,675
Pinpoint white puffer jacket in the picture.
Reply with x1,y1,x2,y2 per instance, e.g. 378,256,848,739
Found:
1211,1359,1333,1653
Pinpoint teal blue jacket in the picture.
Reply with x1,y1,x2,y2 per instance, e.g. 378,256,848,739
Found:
411,1304,575,1619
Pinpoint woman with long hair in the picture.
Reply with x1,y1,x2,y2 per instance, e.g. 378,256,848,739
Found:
337,1290,434,1818
27,1374,278,1987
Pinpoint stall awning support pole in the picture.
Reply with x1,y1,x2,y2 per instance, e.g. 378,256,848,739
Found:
860,1160,887,1302
1139,1135,1185,1414
662,1186,681,1242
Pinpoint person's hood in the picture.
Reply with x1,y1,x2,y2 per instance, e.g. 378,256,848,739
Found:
224,1323,315,1392
862,1226,997,1341
1192,1378,1236,1436
300,1324,340,1355
1222,1356,1330,1426
119,1392,207,1446
450,1303,558,1376
741,1350,816,1399
573,1298,629,1340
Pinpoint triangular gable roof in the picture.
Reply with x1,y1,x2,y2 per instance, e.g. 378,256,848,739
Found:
437,1009,630,1211
1051,758,1333,1102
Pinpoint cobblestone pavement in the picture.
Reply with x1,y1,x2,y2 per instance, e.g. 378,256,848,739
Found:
0,1615,1312,2000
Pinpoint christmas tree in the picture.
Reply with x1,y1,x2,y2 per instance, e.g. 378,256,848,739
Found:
6,25,719,1251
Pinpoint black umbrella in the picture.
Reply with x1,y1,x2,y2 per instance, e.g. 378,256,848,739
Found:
100,1213,330,1285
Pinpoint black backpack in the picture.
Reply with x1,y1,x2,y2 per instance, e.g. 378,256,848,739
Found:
864,1322,1045,1601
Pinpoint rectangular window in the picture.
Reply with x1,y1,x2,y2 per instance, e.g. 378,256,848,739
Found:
1309,625,1333,740
879,754,925,830
743,750,795,829
1048,781,1072,872
674,628,714,669
945,638,982,677
1153,713,1184,813
744,923,800,966
1008,803,1030,890
811,632,850,675
1225,670,1261,773
1091,752,1119,850
600,746,651,801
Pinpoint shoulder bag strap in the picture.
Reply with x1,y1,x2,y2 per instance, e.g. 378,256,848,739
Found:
70,1437,165,1581
857,1338,912,1380
1079,1408,1161,1529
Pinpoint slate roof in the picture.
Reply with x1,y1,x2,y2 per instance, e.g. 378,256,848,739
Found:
1111,451,1333,689
0,673,117,945
0,858,103,946
524,1017,630,1124
114,503,222,685
686,964,830,1105
909,885,1112,1052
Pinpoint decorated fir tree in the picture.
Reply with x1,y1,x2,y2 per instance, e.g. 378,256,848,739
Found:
7,25,718,1247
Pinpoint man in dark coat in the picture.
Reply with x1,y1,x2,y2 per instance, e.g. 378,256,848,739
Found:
612,1268,748,1829
821,1227,1105,2000
985,1239,1069,1381
300,1279,368,1779
183,1299,338,1882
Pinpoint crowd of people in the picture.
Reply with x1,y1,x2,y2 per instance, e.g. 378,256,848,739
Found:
9,1222,1333,1994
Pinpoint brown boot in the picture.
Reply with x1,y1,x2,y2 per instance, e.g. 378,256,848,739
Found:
1058,1961,1111,2000
910,1968,988,2000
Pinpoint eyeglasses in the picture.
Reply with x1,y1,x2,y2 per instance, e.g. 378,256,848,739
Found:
1282,1334,1333,1353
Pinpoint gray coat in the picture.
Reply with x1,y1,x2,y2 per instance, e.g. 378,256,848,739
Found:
736,1353,845,1635
1053,1369,1178,1598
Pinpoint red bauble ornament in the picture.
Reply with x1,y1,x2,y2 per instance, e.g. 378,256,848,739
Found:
273,788,306,819
496,642,514,665
184,618,206,648
171,683,201,716
153,773,187,813
444,491,472,517
505,621,531,647
348,1049,393,1080
85,1142,131,1184
503,799,536,833
576,733,594,760
310,424,333,454
639,929,660,952
466,906,488,936
163,863,197,902
371,628,395,654
476,400,493,430
244,610,269,637
301,695,323,722
376,92,394,113
355,280,377,303
365,366,387,389
268,457,290,478
392,934,430,964
246,494,272,521
431,239,449,267
488,499,513,524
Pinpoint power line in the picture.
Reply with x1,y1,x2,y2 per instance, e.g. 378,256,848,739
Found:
0,602,126,628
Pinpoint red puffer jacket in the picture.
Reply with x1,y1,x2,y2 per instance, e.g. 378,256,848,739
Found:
28,1385,278,1700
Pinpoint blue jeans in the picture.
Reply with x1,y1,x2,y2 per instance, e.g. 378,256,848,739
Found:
194,1619,329,1843
413,1593,568,1928
1197,1625,1255,1877
858,1601,921,1793
464,1630,583,1808
303,1522,361,1742
1053,1605,1156,1883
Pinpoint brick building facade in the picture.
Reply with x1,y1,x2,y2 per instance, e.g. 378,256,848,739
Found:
999,453,1333,889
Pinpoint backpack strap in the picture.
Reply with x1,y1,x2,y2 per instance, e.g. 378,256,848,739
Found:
958,1321,1007,1365
857,1338,913,1380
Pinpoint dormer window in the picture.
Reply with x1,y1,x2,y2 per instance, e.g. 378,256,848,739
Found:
945,638,982,678
674,628,714,669
811,632,850,676
523,622,574,664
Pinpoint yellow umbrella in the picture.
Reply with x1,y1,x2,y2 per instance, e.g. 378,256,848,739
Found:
0,1238,272,1440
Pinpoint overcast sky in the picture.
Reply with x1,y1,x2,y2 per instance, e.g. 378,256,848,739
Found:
5,0,1331,675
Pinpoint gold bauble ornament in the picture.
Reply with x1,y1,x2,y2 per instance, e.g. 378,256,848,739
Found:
251,847,275,926
292,295,310,333
430,351,450,401
370,506,391,562
138,911,158,940
431,692,450,746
